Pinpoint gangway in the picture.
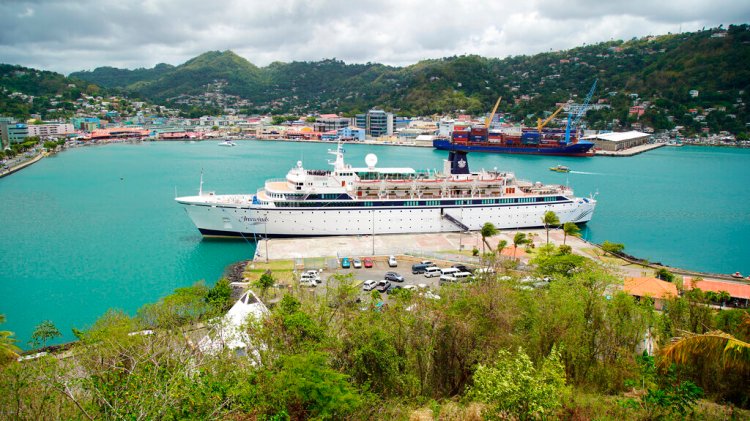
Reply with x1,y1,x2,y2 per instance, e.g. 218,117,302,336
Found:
442,212,470,231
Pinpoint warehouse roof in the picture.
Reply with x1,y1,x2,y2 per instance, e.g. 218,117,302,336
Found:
582,130,650,142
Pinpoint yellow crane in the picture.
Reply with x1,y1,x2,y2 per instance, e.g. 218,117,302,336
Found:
536,104,566,132
485,96,502,129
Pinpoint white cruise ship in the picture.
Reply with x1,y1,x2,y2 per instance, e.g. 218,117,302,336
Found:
176,144,596,238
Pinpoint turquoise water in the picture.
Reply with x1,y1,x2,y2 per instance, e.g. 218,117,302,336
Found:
0,141,748,347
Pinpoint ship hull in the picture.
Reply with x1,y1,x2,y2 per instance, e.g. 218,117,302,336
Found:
177,197,596,239
433,139,594,156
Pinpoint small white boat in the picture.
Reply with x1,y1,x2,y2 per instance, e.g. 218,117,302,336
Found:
218,140,237,147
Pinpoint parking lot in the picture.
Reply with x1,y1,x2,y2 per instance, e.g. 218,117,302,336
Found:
301,255,471,301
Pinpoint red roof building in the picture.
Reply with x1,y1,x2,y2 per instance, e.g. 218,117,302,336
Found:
624,277,678,309
683,277,750,308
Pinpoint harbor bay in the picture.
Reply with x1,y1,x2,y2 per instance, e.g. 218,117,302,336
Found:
1,140,749,346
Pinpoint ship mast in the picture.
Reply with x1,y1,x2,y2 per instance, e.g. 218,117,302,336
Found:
328,141,346,171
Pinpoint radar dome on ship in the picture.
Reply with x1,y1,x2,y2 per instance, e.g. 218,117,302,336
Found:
365,153,378,169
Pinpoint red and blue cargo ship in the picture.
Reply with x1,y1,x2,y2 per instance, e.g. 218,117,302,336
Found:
434,125,595,156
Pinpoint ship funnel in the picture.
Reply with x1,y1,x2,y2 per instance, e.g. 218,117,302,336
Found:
447,150,470,175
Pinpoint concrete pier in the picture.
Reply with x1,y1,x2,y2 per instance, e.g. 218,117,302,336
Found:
594,143,665,157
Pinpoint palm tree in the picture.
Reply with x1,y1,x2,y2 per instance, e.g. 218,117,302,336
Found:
497,239,508,258
480,222,498,253
718,291,731,307
562,222,581,245
512,232,529,260
0,314,21,365
661,330,750,372
541,211,560,244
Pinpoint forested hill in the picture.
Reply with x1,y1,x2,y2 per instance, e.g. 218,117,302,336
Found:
68,25,750,134
0,64,101,120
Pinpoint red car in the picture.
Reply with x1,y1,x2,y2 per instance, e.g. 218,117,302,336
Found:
363,257,373,268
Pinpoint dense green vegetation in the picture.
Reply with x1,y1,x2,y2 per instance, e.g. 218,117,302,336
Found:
0,64,101,120
68,25,750,135
1,245,748,419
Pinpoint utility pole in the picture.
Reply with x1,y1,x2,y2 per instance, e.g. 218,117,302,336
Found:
372,209,375,256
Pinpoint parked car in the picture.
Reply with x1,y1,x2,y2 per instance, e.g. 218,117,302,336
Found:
353,258,362,268
363,257,373,268
384,272,404,282
452,264,473,273
362,280,377,291
300,277,317,287
341,257,351,268
423,266,442,278
411,263,430,274
420,260,434,266
302,270,321,283
375,280,392,292
439,274,457,285
388,255,398,267
301,273,320,285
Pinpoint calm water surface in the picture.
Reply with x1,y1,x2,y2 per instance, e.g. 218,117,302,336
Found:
0,141,748,347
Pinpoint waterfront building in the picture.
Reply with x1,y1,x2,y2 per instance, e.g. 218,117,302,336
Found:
354,109,395,138
27,123,75,138
394,117,410,130
355,113,366,130
365,108,394,137
0,117,14,149
337,126,365,141
0,120,28,148
683,277,750,309
313,114,350,133
71,117,102,132
582,130,651,151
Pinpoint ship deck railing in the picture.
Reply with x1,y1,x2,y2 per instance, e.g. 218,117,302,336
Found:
199,194,256,205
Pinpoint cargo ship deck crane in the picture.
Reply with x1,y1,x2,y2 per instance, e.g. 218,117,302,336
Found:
485,96,502,129
564,79,598,143
537,104,566,132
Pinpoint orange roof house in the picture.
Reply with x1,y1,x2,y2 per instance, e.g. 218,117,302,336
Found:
683,277,750,308
683,277,750,299
624,277,678,309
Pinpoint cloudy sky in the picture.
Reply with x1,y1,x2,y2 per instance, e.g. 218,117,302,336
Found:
2,0,749,75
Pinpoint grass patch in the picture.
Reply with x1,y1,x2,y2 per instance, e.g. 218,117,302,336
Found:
242,259,296,283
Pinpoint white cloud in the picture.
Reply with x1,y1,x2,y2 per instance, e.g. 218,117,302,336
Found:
0,0,748,74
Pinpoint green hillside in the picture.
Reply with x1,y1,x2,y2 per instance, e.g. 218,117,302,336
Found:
6,24,747,136
70,63,174,89
0,64,101,120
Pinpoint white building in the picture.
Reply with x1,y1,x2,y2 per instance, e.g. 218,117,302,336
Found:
582,131,651,151
26,123,74,138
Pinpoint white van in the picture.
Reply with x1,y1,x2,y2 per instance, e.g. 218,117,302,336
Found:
439,274,457,284
454,271,474,281
423,266,442,278
440,267,460,276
